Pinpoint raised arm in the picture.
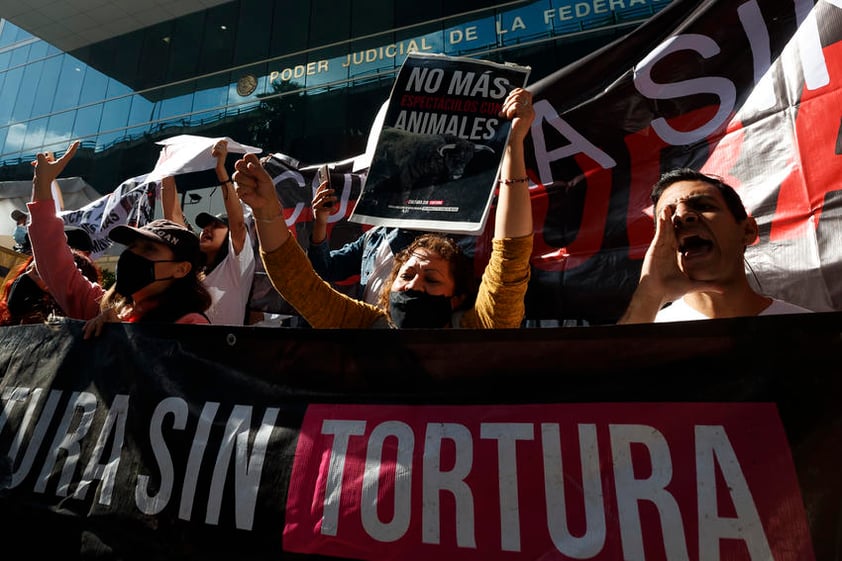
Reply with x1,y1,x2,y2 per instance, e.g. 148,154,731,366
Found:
213,139,248,255
494,88,534,240
160,175,187,227
233,153,289,252
32,142,79,202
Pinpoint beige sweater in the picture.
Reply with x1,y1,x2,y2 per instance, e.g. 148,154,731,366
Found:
260,233,532,329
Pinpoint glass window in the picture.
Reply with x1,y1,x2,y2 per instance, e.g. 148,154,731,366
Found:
0,50,10,72
52,55,85,112
193,75,230,113
96,129,124,152
0,22,20,47
168,12,203,82
27,41,49,61
0,66,23,124
128,94,155,127
0,125,7,154
73,103,104,140
443,14,496,56
137,23,173,90
45,111,75,148
9,44,30,67
105,77,132,98
269,3,309,56
100,96,131,133
22,116,47,152
157,88,194,121
198,7,237,75
79,66,109,105
309,0,350,49
4,122,25,153
31,56,61,118
352,0,393,36
234,0,271,65
11,59,42,121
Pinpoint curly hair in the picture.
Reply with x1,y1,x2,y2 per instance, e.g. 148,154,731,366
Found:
376,233,476,315
0,252,102,325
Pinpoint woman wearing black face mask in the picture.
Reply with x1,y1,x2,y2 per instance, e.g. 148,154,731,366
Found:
233,87,535,329
26,141,213,338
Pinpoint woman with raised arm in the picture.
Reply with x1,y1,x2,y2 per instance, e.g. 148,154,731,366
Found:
27,141,212,338
233,87,535,329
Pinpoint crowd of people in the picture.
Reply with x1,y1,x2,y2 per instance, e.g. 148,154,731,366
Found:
1,87,815,332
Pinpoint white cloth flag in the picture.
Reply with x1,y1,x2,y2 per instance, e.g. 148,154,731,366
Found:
147,135,262,183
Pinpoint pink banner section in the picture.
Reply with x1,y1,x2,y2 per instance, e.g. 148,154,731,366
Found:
284,402,813,561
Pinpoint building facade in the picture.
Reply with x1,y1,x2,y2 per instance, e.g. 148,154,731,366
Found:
0,0,670,194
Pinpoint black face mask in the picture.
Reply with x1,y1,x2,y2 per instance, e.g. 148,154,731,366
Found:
115,251,179,298
7,274,48,317
388,290,453,328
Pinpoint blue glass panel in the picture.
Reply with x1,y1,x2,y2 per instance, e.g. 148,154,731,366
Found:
4,122,26,153
105,77,132,98
73,104,104,140
45,111,75,147
158,91,194,120
79,67,109,105
11,59,42,120
497,2,553,45
0,126,7,154
96,129,123,152
22,116,47,151
128,94,155,126
100,96,131,132
193,83,229,114
9,44,29,67
0,66,23,124
31,57,62,118
0,23,18,48
52,55,86,112
27,41,49,61
0,50,10,71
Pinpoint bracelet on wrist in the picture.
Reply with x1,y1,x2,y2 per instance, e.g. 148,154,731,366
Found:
498,177,529,185
220,179,233,185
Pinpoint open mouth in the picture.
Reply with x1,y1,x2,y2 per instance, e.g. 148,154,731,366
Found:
678,235,713,257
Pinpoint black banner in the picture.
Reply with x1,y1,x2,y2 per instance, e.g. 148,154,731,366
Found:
1,314,841,559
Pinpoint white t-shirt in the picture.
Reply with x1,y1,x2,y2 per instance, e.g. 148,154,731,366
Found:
654,296,813,322
202,230,256,325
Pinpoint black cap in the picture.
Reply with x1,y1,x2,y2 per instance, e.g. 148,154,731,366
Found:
109,219,200,264
11,209,27,222
195,212,229,229
64,226,93,253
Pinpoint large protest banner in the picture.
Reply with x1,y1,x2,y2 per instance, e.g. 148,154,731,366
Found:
350,53,530,234
521,0,842,323
0,313,840,559
262,0,842,324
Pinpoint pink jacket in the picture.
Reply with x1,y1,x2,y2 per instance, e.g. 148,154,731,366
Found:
27,201,209,325
28,200,102,320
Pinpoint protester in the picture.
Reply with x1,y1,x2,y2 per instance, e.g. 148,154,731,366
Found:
0,251,99,325
27,141,211,338
309,182,478,306
10,209,28,251
307,184,421,305
618,168,813,323
161,139,255,324
233,87,534,328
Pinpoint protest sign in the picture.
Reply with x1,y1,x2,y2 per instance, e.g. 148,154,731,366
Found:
350,53,530,234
